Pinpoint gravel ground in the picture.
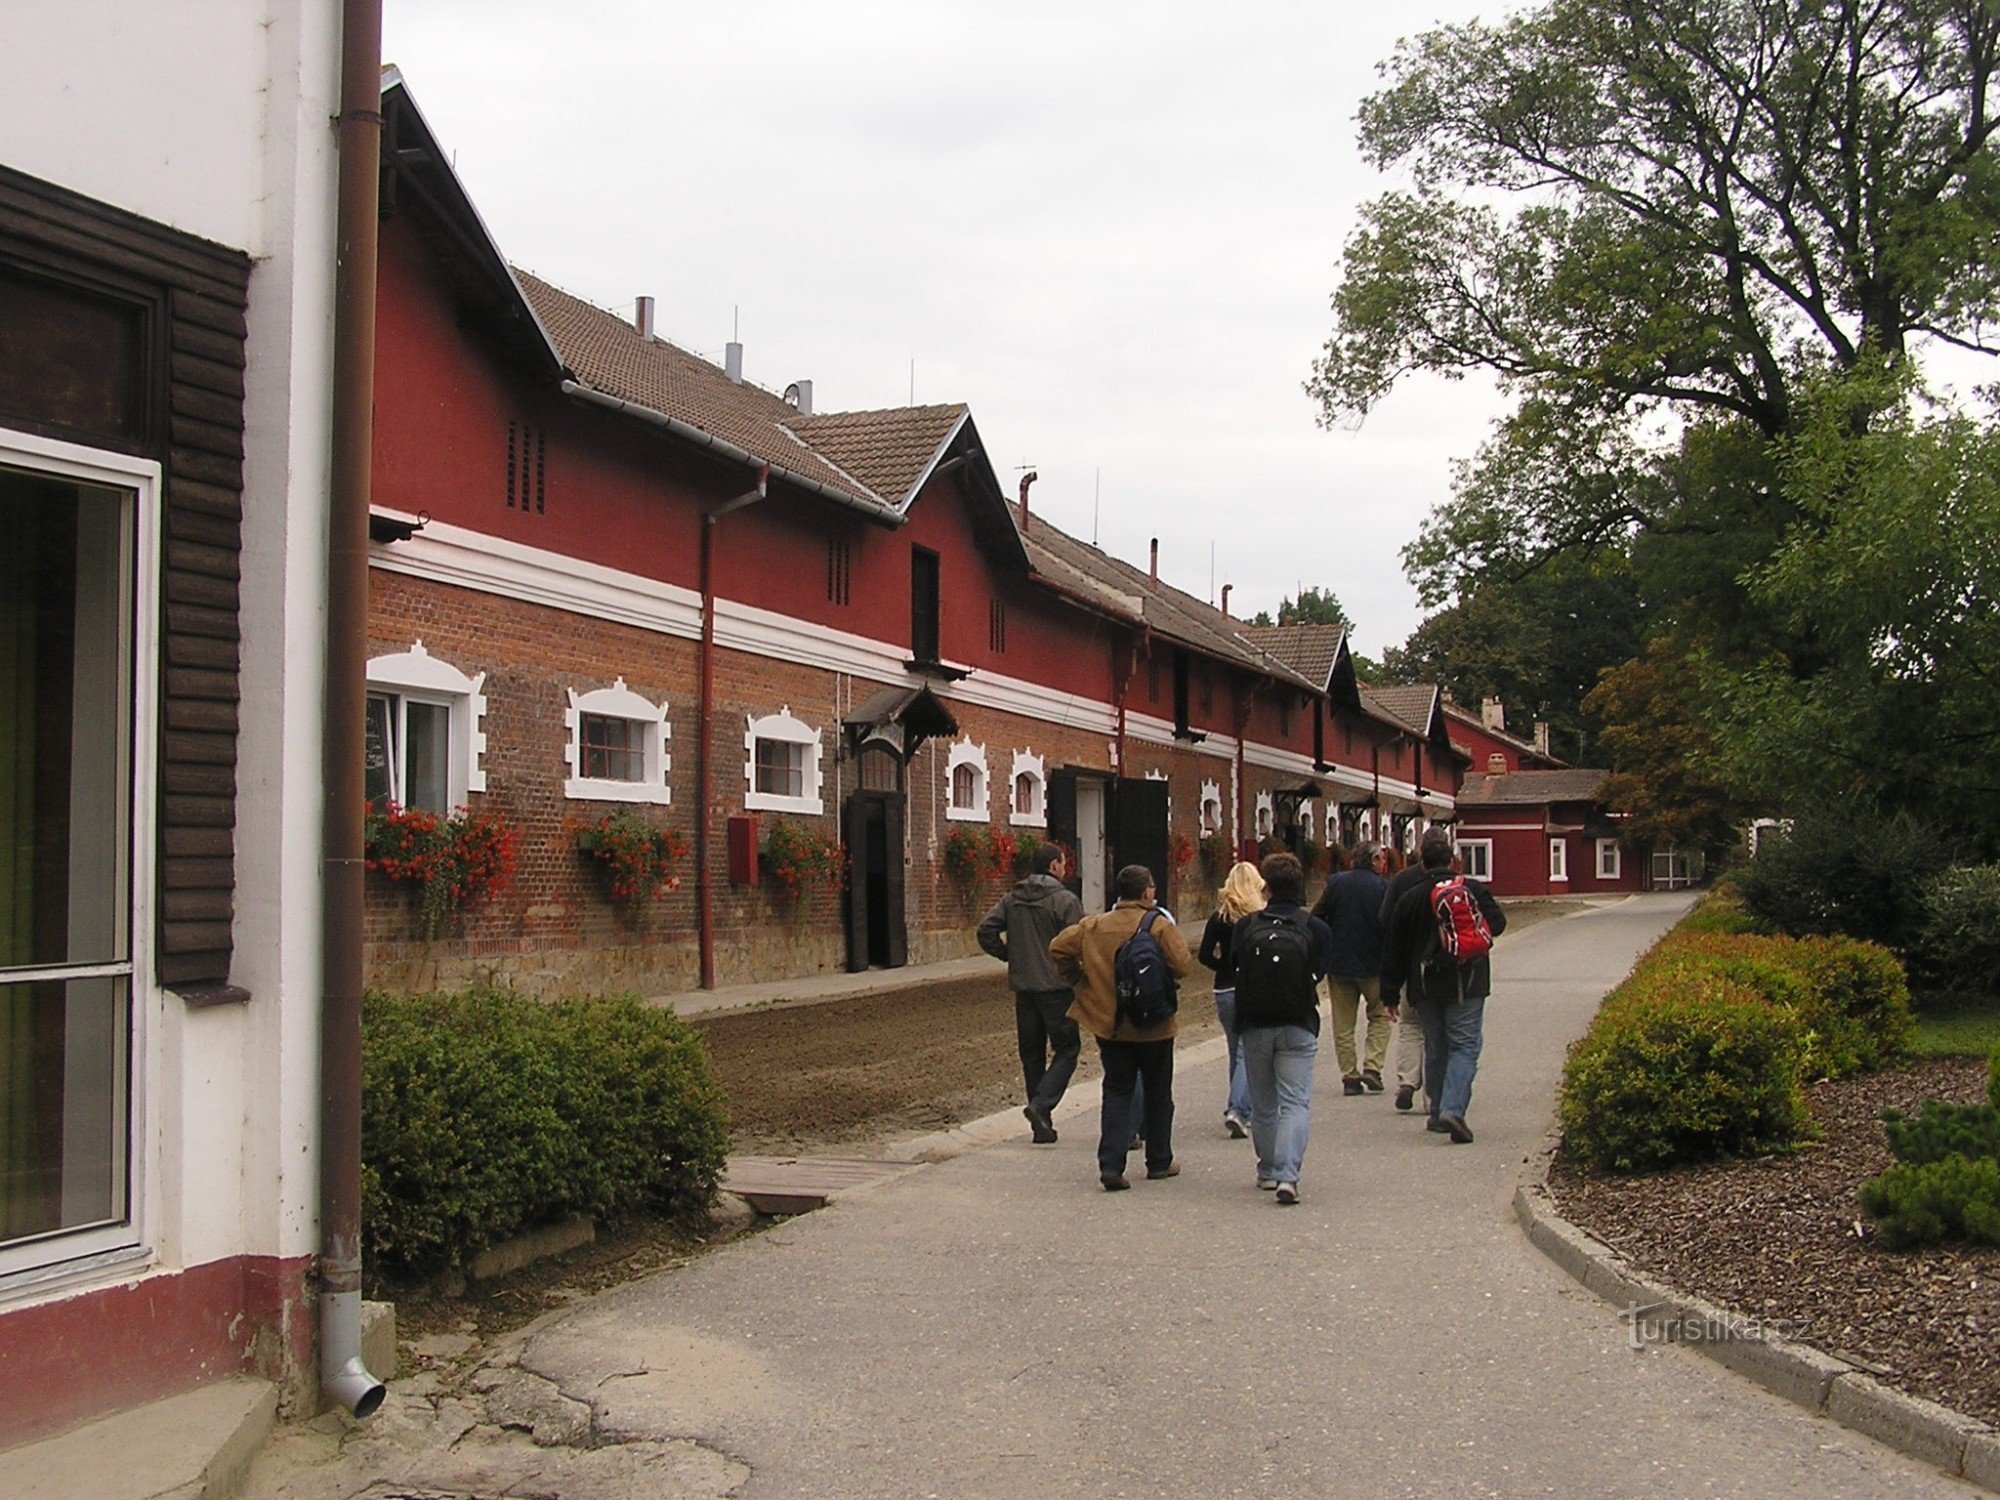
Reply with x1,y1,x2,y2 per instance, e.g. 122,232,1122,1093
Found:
1551,1056,2000,1427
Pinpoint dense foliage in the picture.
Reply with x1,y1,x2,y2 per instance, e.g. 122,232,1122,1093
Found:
362,988,728,1282
576,809,688,920
363,804,518,939
1861,1046,2000,1248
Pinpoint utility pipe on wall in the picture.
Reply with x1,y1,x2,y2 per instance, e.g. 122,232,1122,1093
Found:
319,0,387,1421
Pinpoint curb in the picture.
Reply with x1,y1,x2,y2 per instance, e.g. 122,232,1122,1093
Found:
1514,1132,2000,1493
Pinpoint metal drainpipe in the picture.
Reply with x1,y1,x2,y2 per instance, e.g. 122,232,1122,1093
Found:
319,0,386,1421
695,468,768,989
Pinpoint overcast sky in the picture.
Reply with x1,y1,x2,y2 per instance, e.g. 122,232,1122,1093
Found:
382,1,1509,656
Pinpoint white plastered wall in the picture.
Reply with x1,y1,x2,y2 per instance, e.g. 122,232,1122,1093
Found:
0,2,343,1286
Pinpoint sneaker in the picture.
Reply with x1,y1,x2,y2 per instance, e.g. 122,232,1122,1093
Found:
1361,1070,1385,1093
1024,1104,1058,1145
1257,1178,1278,1191
1223,1114,1249,1139
1426,1117,1449,1134
1275,1183,1299,1206
1342,1076,1364,1096
1441,1114,1475,1144
1394,1084,1416,1113
1146,1161,1181,1180
1101,1171,1131,1191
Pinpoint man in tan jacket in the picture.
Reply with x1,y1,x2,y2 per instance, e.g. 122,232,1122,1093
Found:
1049,864,1198,1190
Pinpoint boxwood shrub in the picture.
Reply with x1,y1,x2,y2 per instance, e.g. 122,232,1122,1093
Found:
1559,970,1811,1173
362,987,729,1282
1858,1157,2000,1249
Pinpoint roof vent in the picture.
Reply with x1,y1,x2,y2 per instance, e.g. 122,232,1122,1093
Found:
1148,537,1159,588
1481,695,1506,732
1533,720,1551,756
783,380,814,415
634,296,655,340
725,341,743,384
1220,583,1233,617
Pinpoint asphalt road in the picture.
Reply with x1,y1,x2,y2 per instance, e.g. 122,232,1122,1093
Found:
503,892,1979,1498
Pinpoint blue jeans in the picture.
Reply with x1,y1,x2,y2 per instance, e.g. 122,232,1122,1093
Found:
1212,987,1252,1122
1240,1024,1318,1186
1418,992,1485,1121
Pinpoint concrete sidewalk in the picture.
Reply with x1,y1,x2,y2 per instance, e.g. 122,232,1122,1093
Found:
245,893,1980,1498
646,952,998,1020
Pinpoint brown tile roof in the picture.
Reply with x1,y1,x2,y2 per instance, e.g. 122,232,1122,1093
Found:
790,405,966,509
1457,769,1612,806
517,269,938,514
1441,699,1568,767
1361,683,1440,736
1016,517,1320,690
1239,623,1347,691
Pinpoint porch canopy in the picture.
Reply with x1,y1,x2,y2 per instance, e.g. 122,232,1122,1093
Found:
843,684,958,763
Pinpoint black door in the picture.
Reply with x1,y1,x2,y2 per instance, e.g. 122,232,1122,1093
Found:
1047,767,1081,900
843,790,908,970
1113,777,1171,904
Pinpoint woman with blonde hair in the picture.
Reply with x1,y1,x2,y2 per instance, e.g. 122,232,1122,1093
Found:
1197,860,1267,1137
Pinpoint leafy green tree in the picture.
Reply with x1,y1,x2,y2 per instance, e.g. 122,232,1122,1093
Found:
1584,637,1740,854
1247,585,1352,630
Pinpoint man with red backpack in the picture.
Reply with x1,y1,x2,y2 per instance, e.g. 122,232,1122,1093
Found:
1380,829,1506,1144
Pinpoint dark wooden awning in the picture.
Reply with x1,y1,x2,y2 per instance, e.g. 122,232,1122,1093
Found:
843,685,959,762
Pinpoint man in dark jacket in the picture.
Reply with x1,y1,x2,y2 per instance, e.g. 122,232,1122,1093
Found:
978,843,1086,1143
1381,829,1506,1144
1312,841,1392,1096
1232,852,1335,1205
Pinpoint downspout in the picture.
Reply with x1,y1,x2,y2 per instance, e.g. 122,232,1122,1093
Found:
696,466,769,989
319,0,386,1421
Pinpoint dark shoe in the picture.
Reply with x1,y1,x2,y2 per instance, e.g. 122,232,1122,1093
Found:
1129,1134,1143,1151
1342,1076,1364,1096
1024,1104,1058,1144
1146,1161,1181,1180
1426,1117,1449,1134
1394,1084,1416,1113
1275,1183,1299,1206
1101,1171,1130,1191
1361,1070,1385,1093
1441,1114,1475,1144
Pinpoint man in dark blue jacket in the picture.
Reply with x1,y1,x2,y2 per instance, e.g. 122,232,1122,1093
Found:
1232,851,1335,1205
1380,830,1506,1144
1312,841,1392,1096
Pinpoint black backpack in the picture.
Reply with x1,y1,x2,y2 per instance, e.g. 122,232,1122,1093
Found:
1233,909,1315,1026
1114,909,1180,1029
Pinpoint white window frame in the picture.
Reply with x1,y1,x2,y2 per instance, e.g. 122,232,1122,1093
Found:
1254,789,1275,839
1199,779,1223,838
744,707,824,815
1550,837,1569,882
1357,809,1374,843
0,429,161,1286
564,677,670,804
945,738,990,822
367,641,488,810
1456,838,1493,881
1596,838,1622,880
1008,749,1046,828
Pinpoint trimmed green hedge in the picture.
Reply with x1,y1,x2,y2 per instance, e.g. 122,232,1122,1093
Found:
1560,970,1811,1173
362,988,729,1282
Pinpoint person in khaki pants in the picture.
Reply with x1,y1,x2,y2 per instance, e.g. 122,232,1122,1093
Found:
1312,841,1392,1094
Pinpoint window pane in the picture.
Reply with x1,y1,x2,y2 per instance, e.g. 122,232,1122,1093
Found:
1,469,130,969
364,694,395,809
754,738,803,798
0,974,128,1246
405,700,452,810
951,763,976,808
581,713,646,783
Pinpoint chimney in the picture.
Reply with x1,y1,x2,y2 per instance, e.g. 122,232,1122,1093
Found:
634,296,655,340
1481,695,1505,732
1488,752,1507,774
783,380,814,415
1149,537,1159,588
1533,720,1551,756
725,341,743,384
1017,470,1037,531
1220,583,1233,617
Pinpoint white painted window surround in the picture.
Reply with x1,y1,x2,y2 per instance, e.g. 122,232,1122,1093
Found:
744,707,825,815
1254,790,1275,838
1550,837,1569,881
563,678,670,804
366,642,488,810
1009,749,1046,828
945,738,990,823
1199,778,1223,837
1597,838,1621,880
1457,838,1493,880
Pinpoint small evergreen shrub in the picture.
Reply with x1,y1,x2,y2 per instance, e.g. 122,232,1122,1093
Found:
1858,1156,2000,1249
362,987,728,1282
1880,1100,2000,1166
1909,864,2000,998
1560,971,1811,1173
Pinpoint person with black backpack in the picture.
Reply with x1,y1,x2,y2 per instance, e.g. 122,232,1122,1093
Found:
1049,865,1197,1191
1380,829,1507,1145
1230,851,1335,1206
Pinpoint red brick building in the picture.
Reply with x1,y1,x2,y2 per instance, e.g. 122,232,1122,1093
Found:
362,76,1465,995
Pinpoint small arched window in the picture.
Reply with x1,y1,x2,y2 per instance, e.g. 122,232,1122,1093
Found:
945,739,989,822
1008,749,1046,827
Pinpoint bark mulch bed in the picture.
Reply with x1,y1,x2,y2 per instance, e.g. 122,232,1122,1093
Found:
1550,1056,2000,1428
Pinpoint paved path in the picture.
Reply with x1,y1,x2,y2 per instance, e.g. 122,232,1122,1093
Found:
248,893,1978,1497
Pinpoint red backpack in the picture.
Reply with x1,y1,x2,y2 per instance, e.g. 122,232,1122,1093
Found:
1429,876,1493,965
